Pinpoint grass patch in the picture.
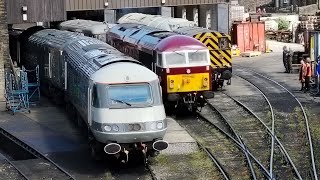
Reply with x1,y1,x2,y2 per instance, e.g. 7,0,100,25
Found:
152,150,220,180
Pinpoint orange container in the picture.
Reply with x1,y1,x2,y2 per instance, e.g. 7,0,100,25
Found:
232,21,266,53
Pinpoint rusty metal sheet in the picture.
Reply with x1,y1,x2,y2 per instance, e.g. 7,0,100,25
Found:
232,21,266,53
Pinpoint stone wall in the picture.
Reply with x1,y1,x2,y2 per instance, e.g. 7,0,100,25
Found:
238,0,273,12
297,4,319,14
0,0,9,101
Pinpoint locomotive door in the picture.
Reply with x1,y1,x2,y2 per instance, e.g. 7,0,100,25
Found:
87,81,93,126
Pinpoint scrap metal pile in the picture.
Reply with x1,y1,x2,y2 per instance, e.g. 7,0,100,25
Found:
266,30,293,43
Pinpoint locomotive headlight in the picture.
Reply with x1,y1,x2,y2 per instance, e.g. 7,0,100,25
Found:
203,77,208,87
128,124,141,131
156,122,163,129
112,125,119,132
150,122,157,130
104,125,112,132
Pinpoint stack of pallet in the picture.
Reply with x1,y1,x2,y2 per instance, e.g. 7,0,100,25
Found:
299,15,320,30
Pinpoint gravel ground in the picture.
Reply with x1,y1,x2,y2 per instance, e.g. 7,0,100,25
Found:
0,160,24,180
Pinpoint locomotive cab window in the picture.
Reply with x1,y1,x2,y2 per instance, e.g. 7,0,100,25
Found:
218,37,229,50
164,51,187,67
188,50,210,65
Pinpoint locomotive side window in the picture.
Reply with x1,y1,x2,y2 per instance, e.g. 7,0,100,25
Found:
157,53,163,67
92,84,99,108
218,37,229,50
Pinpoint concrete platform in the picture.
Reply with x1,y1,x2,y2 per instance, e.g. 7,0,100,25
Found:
0,109,82,154
162,118,198,155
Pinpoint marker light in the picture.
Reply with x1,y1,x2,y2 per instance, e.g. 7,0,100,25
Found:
169,79,174,89
203,77,208,87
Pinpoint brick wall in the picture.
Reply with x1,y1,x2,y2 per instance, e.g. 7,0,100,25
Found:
238,0,273,12
0,0,9,101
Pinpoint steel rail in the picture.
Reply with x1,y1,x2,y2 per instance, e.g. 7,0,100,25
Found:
146,163,157,180
196,111,271,179
237,68,318,180
205,101,257,180
1,155,30,180
234,72,303,180
196,142,231,180
0,128,76,180
223,77,275,178
222,91,302,179
198,102,271,179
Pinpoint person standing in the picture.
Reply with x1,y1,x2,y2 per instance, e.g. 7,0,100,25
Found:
304,58,312,93
287,48,293,73
299,58,306,91
283,46,288,72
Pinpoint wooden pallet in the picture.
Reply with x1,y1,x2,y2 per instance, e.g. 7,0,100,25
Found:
299,16,320,22
299,20,320,30
241,51,262,57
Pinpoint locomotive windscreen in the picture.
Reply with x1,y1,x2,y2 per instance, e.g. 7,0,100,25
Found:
107,83,153,106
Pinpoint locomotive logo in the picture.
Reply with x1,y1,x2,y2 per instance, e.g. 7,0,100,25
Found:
125,76,130,82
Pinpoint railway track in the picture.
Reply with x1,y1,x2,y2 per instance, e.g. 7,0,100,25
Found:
205,93,271,179
234,67,317,180
0,127,75,180
176,107,271,179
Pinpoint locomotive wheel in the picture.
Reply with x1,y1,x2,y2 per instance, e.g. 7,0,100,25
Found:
90,140,104,161
148,150,160,157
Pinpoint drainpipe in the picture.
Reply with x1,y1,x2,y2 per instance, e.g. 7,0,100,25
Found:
275,0,279,8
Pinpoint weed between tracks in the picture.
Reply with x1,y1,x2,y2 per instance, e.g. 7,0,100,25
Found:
306,106,320,177
272,107,311,179
150,151,219,180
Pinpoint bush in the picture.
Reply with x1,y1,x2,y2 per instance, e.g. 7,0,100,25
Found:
276,18,290,30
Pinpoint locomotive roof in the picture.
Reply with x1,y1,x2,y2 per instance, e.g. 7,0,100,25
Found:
109,23,206,52
59,19,110,35
173,27,229,37
29,29,140,77
118,13,197,31
117,13,230,38
91,62,158,83
155,35,207,52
